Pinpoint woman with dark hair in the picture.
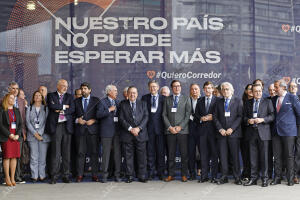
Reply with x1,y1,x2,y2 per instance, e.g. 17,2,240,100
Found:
241,84,253,181
26,91,50,182
0,93,22,186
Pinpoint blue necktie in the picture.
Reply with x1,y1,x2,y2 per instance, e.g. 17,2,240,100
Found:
224,98,229,112
83,98,88,113
254,99,259,114
152,96,157,108
173,96,178,108
206,97,211,113
111,99,116,114
131,102,136,119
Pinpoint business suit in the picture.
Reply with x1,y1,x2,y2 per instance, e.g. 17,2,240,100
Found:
74,96,99,178
194,95,219,180
295,95,300,176
0,107,23,143
213,97,243,180
188,97,200,179
271,92,300,183
26,105,50,179
119,100,149,179
243,98,274,181
97,97,121,180
162,94,191,177
46,91,74,179
141,93,166,178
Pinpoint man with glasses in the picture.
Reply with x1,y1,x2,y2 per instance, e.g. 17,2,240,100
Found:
162,80,191,182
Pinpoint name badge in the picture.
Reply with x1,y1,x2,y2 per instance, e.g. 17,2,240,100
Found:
225,112,230,117
11,122,16,129
35,123,40,129
171,108,177,113
151,108,157,113
253,113,258,118
190,115,194,121
114,117,118,122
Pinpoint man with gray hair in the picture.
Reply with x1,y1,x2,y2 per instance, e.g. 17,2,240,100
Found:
97,84,122,182
270,79,300,186
213,82,243,185
160,86,170,97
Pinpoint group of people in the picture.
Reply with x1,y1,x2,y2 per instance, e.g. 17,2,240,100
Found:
0,78,300,188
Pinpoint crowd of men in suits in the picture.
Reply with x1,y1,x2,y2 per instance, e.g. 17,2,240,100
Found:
1,78,300,188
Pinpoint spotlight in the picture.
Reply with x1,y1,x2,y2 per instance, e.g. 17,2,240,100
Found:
27,1,36,10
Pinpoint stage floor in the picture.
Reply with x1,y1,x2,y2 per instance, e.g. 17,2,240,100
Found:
1,179,300,200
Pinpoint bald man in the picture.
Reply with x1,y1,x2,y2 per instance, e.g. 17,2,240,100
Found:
46,79,75,184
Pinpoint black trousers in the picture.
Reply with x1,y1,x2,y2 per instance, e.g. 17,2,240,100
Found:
75,133,99,177
147,133,166,176
15,140,23,180
217,137,241,179
101,135,121,179
294,126,300,176
240,138,251,179
249,130,269,180
199,133,218,179
50,123,71,178
272,135,295,182
166,134,188,177
188,132,200,177
124,139,147,179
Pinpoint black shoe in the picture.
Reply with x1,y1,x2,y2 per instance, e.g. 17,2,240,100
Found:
262,180,268,187
62,177,70,183
138,178,148,183
158,175,165,181
288,181,294,186
115,177,122,182
31,178,38,183
270,178,281,185
49,177,56,184
211,178,218,183
126,177,133,183
101,178,107,183
198,177,209,183
243,179,257,186
217,177,228,185
189,175,196,181
148,174,155,181
234,178,242,185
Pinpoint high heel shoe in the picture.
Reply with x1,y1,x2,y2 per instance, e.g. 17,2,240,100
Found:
5,179,12,187
11,181,16,186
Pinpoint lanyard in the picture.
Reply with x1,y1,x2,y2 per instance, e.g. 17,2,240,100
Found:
35,108,40,121
8,109,15,122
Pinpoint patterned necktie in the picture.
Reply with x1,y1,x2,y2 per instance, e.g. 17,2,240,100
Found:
224,98,229,112
152,96,157,108
254,99,259,114
111,99,116,114
59,94,64,120
131,102,136,119
173,95,178,108
206,97,211,113
14,98,18,108
276,97,282,112
83,98,88,113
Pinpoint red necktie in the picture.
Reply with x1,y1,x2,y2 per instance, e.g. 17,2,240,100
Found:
276,97,282,112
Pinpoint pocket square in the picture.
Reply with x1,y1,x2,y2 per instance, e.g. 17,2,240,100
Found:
285,102,291,104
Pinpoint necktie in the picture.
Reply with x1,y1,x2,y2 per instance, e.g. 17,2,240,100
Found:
276,97,282,112
59,94,64,120
173,96,178,108
224,98,229,112
15,98,18,108
206,97,211,113
152,96,157,108
254,99,259,114
111,99,117,114
131,102,136,119
83,98,88,113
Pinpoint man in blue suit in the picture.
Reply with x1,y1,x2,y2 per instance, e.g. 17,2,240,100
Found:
141,80,166,180
271,79,300,186
97,84,121,183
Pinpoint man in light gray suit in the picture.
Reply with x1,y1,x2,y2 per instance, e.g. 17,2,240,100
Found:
162,80,191,182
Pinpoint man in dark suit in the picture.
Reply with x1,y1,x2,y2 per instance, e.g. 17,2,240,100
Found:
289,81,300,183
97,84,121,183
194,81,219,183
213,82,243,185
46,79,75,184
243,84,274,187
271,79,300,186
73,82,99,182
119,86,149,183
187,83,200,180
162,80,191,182
141,80,166,180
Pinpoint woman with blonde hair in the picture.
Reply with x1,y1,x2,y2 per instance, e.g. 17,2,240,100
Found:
0,93,22,186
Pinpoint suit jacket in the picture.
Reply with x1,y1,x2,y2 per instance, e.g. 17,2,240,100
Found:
119,99,149,142
189,97,200,136
26,105,50,142
74,96,99,135
141,93,165,135
271,92,300,137
0,107,23,143
297,95,300,126
97,97,120,138
162,94,191,134
194,96,218,136
213,97,243,138
243,98,274,141
46,92,75,135
16,97,26,138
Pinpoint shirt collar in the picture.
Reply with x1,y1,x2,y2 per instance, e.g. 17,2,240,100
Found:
151,93,158,97
108,96,115,102
83,95,90,101
173,94,181,98
205,95,213,99
57,91,64,96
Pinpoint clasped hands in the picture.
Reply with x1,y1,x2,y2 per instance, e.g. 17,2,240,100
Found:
130,127,141,136
219,128,233,136
200,114,213,122
248,118,264,125
34,132,43,141
9,134,19,141
78,117,96,126
169,126,182,134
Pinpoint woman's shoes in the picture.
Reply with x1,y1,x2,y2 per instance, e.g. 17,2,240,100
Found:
5,178,13,187
11,181,16,186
